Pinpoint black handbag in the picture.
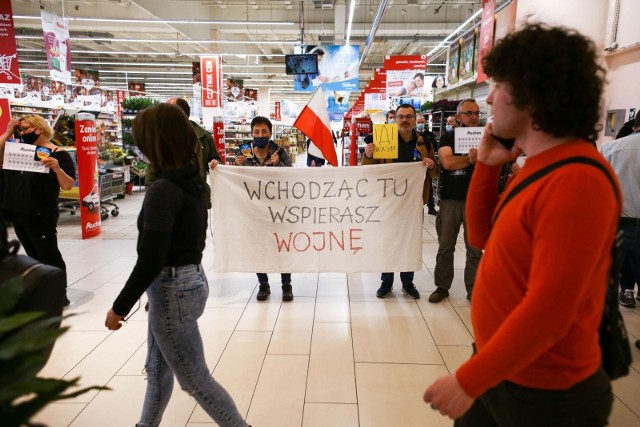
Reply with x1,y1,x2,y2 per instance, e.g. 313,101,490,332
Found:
0,237,67,360
493,156,631,380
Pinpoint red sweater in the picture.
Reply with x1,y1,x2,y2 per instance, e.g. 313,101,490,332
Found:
456,141,620,398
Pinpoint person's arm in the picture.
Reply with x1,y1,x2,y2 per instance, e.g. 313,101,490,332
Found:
274,146,292,167
110,183,183,317
202,131,221,164
438,145,473,170
0,119,19,168
43,150,75,191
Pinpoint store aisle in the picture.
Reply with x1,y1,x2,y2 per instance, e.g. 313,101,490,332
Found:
12,192,640,427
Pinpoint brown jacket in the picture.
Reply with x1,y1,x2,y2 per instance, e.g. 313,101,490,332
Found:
362,131,439,204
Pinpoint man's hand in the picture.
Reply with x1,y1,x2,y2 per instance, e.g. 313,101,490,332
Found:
468,148,478,165
477,123,522,166
423,157,436,170
209,159,219,170
105,309,125,331
235,155,246,166
364,143,374,159
423,374,475,419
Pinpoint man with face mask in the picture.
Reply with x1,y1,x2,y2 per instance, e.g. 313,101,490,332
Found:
232,116,294,301
416,114,438,215
429,99,483,304
445,116,457,132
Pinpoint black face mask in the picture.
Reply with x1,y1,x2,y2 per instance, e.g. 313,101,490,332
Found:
20,131,39,145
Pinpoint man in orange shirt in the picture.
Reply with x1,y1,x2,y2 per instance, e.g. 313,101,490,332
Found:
424,24,619,426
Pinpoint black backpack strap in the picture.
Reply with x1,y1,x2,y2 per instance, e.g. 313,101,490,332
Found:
492,156,620,224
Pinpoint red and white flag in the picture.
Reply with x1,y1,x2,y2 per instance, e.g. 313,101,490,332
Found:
294,88,338,167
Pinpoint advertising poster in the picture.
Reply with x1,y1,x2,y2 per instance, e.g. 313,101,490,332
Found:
200,55,223,108
127,81,145,96
243,88,257,102
384,55,433,111
293,45,359,92
41,10,71,85
74,68,101,109
325,89,350,115
448,41,461,85
477,0,496,83
274,101,281,122
0,1,20,83
74,113,101,239
226,78,243,102
459,30,477,81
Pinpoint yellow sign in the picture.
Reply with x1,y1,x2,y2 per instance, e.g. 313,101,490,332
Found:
373,123,398,159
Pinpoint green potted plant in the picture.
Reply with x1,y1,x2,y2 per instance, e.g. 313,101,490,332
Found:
0,277,105,426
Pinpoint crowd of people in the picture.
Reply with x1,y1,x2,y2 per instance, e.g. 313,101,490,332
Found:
2,22,636,427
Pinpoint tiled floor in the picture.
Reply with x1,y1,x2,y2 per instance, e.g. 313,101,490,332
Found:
16,172,640,426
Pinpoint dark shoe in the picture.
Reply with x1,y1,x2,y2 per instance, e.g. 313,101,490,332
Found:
635,340,640,350
466,292,472,301
427,208,437,216
144,301,150,312
64,297,70,307
257,283,271,301
402,283,420,299
619,289,636,308
376,281,393,298
428,287,449,303
282,284,293,302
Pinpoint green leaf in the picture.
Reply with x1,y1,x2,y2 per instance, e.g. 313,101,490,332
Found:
0,312,45,335
0,277,25,316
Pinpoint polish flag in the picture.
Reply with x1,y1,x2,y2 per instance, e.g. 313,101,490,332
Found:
293,88,338,166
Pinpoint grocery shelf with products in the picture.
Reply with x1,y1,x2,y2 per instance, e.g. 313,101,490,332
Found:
10,104,62,127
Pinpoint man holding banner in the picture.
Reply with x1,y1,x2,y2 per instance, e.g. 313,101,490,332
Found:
362,103,439,299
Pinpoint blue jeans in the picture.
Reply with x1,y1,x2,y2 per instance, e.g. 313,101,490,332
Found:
381,272,414,285
138,265,247,427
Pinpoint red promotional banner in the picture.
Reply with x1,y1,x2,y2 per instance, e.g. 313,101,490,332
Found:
477,0,496,83
201,56,223,108
274,101,281,122
383,55,427,71
0,98,11,134
116,90,125,116
0,2,20,83
74,113,101,239
212,117,225,164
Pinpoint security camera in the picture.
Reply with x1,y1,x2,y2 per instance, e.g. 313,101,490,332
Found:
605,41,619,51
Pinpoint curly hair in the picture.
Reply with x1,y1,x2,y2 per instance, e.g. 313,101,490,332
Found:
483,23,606,143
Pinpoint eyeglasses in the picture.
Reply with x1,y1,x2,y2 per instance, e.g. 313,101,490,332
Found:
396,115,415,121
460,111,482,117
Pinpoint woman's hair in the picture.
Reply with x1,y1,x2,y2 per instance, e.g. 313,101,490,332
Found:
483,23,606,143
132,103,198,172
19,115,53,139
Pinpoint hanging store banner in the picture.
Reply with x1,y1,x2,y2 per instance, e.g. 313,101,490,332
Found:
293,45,359,92
384,55,433,111
74,68,101,109
0,2,20,84
75,113,101,239
0,98,11,134
41,10,71,84
274,101,281,122
200,56,223,108
477,0,496,83
211,162,425,273
116,90,125,116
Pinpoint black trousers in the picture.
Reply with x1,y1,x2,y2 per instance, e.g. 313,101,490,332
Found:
257,273,291,285
427,179,436,210
10,211,67,272
456,367,612,427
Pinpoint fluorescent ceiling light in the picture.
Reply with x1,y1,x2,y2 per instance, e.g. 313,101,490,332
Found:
13,15,294,26
15,35,298,45
345,0,356,46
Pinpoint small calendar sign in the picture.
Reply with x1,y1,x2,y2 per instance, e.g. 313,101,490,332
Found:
3,143,50,174
454,127,485,154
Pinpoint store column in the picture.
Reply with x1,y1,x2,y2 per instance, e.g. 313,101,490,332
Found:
257,87,270,118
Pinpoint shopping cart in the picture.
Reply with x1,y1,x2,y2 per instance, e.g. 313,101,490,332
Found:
0,54,18,81
99,173,120,220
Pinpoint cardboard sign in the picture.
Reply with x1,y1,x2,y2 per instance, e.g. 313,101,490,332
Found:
372,123,398,159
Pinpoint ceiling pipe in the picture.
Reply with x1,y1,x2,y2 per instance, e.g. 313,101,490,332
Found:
358,0,391,69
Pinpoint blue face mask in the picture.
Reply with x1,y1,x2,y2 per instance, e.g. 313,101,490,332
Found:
416,123,425,132
253,136,269,149
387,119,395,124
445,125,454,132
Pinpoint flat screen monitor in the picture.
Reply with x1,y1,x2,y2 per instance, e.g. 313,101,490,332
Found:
285,54,318,75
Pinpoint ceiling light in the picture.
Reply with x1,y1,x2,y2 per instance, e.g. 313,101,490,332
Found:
13,15,294,26
15,35,298,45
427,7,482,58
345,0,356,46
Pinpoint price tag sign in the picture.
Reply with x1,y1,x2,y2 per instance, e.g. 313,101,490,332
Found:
373,123,398,159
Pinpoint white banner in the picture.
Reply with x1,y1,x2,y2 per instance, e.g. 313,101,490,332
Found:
211,163,426,273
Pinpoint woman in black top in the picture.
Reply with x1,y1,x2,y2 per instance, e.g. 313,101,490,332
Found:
0,115,75,299
105,104,247,427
